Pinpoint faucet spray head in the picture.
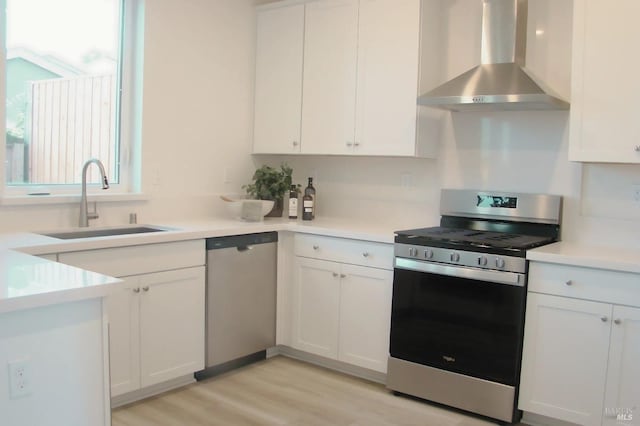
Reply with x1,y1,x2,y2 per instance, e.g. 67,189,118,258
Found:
102,176,110,190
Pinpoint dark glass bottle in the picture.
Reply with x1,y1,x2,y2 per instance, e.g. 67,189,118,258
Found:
302,177,315,220
288,184,298,219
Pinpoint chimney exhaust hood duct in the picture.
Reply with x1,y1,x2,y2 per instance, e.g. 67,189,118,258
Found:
418,0,569,112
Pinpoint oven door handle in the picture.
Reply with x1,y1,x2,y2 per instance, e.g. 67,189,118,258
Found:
394,258,525,287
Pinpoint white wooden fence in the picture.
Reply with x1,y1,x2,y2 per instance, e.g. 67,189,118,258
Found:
25,74,117,184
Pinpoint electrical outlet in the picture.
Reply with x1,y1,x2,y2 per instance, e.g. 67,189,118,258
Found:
633,184,640,204
8,360,31,398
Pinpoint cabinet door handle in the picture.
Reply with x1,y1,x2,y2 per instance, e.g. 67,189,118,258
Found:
635,145,640,152
354,142,360,147
346,141,353,147
142,286,150,292
614,319,622,325
313,245,319,250
565,280,573,286
293,141,299,147
362,252,370,258
332,272,339,278
340,274,346,278
601,316,608,322
133,288,140,293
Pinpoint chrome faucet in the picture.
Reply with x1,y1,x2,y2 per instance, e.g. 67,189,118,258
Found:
79,158,110,227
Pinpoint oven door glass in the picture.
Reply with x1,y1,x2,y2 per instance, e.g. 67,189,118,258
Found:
389,267,526,385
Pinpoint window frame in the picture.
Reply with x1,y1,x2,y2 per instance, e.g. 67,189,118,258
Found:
0,0,143,200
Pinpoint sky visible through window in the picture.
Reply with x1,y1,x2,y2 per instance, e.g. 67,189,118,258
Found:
7,0,119,73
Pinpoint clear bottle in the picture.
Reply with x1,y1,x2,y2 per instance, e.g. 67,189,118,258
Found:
303,177,315,220
288,184,298,219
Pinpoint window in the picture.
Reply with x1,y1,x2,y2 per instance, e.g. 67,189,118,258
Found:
2,0,140,195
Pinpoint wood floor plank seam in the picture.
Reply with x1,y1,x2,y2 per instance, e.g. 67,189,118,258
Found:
112,356,514,426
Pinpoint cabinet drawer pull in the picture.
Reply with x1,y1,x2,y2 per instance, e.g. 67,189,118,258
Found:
362,252,370,258
346,141,353,147
332,272,339,278
601,316,608,322
614,319,622,325
313,245,319,250
635,145,640,152
142,286,150,292
293,141,299,147
340,274,346,278
133,288,140,293
565,280,573,286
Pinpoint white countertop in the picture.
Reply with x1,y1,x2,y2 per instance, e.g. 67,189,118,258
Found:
0,216,407,314
0,250,121,314
5,217,401,256
527,241,640,274
7,214,639,315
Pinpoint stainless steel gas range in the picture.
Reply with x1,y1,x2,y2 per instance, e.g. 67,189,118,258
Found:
387,189,563,424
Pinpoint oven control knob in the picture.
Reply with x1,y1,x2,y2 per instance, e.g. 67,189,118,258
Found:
495,257,506,269
450,252,460,263
408,247,417,257
424,249,434,259
477,256,488,267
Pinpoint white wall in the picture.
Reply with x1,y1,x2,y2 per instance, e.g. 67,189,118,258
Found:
0,0,259,232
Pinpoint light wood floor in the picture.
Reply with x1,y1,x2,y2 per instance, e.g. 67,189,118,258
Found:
112,356,509,426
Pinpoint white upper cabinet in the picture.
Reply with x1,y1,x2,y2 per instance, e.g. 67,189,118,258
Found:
253,3,305,154
569,0,640,163
253,0,424,157
301,0,359,155
353,0,420,156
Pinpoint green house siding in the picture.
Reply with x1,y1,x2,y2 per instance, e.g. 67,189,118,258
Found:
6,58,61,132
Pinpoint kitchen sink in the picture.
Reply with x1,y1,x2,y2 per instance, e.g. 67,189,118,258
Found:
41,226,169,240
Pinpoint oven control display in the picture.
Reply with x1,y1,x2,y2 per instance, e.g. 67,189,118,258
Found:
477,195,518,208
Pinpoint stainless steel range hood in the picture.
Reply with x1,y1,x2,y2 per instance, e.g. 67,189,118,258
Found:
418,0,569,112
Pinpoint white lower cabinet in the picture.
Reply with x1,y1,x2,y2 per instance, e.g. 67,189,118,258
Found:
105,276,141,396
519,293,611,426
338,263,393,372
519,262,640,426
58,240,206,398
293,257,341,359
603,306,640,426
291,234,393,373
137,267,205,388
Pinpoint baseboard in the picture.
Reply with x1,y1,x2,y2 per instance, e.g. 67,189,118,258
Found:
195,351,267,381
274,345,387,384
521,412,580,426
112,347,385,409
111,375,195,408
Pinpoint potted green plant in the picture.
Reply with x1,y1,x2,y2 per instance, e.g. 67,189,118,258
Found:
243,163,297,217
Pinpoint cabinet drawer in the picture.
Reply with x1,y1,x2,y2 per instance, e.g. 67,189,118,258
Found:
528,262,640,307
294,233,393,270
59,240,205,277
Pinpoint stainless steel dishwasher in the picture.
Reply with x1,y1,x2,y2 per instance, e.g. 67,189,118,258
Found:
196,232,277,380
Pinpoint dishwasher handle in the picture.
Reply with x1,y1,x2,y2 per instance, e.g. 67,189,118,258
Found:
236,245,253,252
206,231,278,250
